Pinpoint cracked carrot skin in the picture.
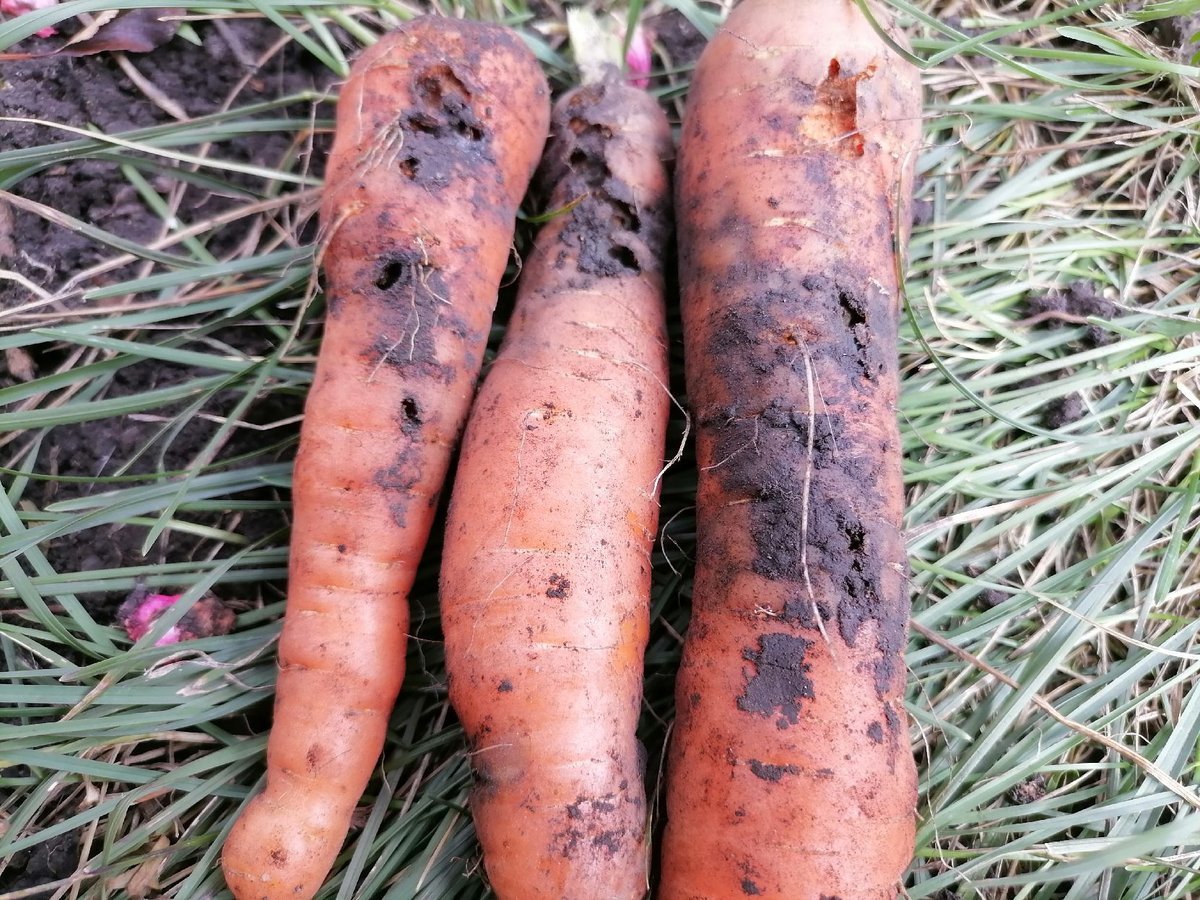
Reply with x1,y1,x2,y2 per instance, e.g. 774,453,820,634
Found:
220,18,549,900
660,0,922,898
439,76,672,900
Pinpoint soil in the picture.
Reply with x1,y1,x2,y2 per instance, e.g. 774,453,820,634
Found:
1024,280,1120,348
0,17,340,309
0,28,343,594
644,8,706,73
0,18,345,627
1149,13,1200,64
0,830,79,896
12,329,303,627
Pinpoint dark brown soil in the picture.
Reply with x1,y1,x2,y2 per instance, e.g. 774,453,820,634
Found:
1149,13,1200,63
0,22,335,625
1025,280,1120,348
645,8,706,72
24,331,300,622
0,830,79,896
0,18,339,308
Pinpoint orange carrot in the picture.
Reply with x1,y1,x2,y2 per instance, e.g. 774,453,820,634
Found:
438,71,673,899
660,1,922,897
221,18,549,900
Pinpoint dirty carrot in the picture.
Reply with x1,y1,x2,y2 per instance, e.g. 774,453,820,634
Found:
221,18,549,900
660,0,923,897
438,67,673,899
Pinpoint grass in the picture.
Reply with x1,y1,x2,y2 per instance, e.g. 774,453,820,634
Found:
1,0,1200,897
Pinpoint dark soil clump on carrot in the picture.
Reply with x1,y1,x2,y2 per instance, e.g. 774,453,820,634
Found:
747,759,801,781
538,79,671,282
392,63,496,188
696,263,908,699
700,290,902,615
737,633,816,727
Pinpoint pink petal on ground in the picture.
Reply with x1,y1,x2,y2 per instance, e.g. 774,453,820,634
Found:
117,590,236,646
1,0,58,36
625,24,652,88
120,593,181,641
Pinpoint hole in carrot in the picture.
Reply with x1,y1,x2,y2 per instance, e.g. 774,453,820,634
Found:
843,519,866,554
399,156,420,178
611,201,641,234
453,118,484,141
567,116,611,139
405,111,441,134
416,64,469,107
375,261,409,291
401,397,421,424
608,244,640,272
838,289,867,329
407,65,485,142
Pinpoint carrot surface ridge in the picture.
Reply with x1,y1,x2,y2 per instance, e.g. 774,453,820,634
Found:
660,0,923,897
221,18,549,900
438,74,673,899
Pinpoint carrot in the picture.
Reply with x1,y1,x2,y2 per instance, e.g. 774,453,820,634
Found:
659,1,922,897
221,18,549,900
437,65,673,899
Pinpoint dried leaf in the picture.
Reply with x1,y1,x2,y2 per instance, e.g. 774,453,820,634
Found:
0,7,177,58
106,835,170,899
58,7,176,55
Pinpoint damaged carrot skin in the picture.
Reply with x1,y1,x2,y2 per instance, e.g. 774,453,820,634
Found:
661,1,922,898
439,76,672,899
221,18,549,900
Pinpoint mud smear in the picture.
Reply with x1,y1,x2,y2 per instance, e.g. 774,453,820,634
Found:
738,862,766,897
705,397,905,698
538,79,671,282
738,633,815,728
373,442,421,527
700,261,907,700
883,704,900,737
747,759,801,782
393,63,495,189
348,247,462,383
553,793,635,859
705,273,890,388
